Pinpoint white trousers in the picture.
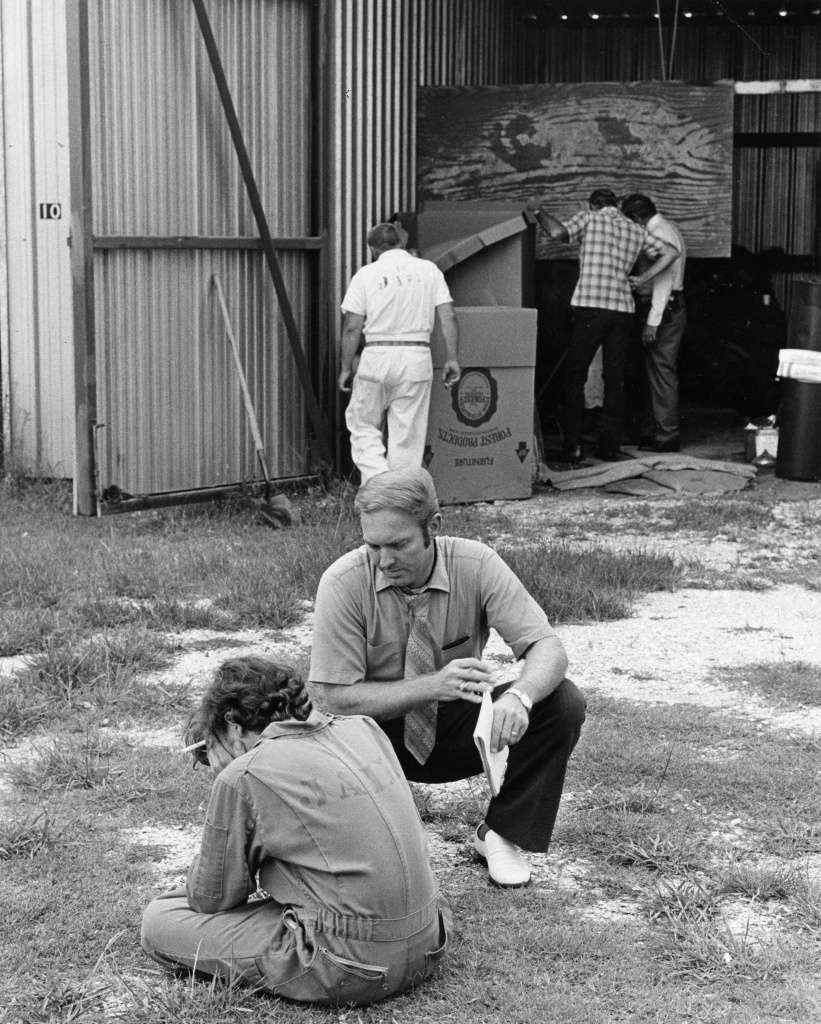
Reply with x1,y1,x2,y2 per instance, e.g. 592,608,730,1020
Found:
345,347,433,482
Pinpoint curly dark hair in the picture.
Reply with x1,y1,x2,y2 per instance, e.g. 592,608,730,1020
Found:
621,192,657,223
184,657,312,765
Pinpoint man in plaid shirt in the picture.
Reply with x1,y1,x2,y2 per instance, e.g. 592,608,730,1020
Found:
527,190,679,462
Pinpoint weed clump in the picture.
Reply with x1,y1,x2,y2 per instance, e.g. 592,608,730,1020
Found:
497,540,682,623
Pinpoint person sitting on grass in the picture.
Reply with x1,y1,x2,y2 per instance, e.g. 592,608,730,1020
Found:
140,656,449,1007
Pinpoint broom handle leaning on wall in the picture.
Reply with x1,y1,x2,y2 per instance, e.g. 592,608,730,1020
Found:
212,274,273,492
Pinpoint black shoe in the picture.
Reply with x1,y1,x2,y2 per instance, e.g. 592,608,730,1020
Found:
638,438,680,453
561,445,583,465
597,448,632,462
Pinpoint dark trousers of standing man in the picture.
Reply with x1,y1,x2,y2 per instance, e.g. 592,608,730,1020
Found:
643,296,687,445
563,306,634,457
378,678,586,853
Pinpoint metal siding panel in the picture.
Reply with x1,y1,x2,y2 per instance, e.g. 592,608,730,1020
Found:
95,247,309,494
332,0,536,309
1,0,74,477
91,0,312,239
88,0,313,495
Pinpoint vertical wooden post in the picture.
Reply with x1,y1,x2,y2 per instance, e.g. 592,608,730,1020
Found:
66,0,98,515
314,0,339,468
816,159,820,273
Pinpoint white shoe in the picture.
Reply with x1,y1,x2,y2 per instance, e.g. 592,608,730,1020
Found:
472,826,532,888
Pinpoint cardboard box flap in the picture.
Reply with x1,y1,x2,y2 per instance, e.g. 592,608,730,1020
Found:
416,202,525,249
423,216,528,274
425,234,484,272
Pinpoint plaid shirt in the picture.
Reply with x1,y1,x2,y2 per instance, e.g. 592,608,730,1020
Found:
563,207,667,313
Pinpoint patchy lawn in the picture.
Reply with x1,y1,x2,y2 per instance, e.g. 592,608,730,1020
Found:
1,479,820,1023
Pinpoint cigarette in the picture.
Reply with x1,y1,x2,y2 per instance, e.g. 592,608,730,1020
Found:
182,739,207,754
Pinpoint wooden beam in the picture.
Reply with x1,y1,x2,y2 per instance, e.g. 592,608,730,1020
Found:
0,43,9,469
66,0,98,516
92,235,324,250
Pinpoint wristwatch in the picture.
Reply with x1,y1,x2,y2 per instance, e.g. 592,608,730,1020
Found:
505,688,533,714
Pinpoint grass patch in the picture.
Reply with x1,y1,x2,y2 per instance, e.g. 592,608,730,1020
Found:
2,473,820,1021
717,858,797,900
523,495,779,544
1,694,820,1022
716,660,821,707
655,497,778,536
650,876,804,983
0,809,63,860
790,873,821,932
0,629,186,737
4,730,118,792
496,540,683,623
0,480,361,659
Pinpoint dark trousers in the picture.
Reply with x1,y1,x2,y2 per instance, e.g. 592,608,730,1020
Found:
645,302,687,443
379,679,586,853
563,307,634,454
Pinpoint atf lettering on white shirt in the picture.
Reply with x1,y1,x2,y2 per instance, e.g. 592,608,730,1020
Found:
341,248,452,343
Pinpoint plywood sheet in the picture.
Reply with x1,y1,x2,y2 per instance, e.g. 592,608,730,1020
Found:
417,83,734,258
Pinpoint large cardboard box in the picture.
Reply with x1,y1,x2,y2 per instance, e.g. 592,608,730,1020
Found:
426,307,536,504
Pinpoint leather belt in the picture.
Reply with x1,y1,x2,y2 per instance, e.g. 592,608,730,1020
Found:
364,340,429,348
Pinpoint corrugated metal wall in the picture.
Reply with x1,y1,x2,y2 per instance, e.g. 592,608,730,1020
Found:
540,22,821,310
88,0,316,496
330,6,818,334
0,0,74,477
332,0,543,303
3,1,815,493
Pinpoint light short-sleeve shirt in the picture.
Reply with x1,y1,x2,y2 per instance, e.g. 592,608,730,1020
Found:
639,213,686,327
309,535,559,688
562,206,671,313
341,248,453,343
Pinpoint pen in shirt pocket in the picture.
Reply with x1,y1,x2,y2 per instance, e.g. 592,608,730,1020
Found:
441,635,469,650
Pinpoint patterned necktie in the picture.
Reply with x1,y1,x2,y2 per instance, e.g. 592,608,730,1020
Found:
402,592,439,764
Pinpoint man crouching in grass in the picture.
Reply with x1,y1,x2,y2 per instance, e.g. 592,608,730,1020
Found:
141,656,449,1006
309,467,586,889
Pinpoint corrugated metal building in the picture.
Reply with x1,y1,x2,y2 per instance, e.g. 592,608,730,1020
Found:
1,0,818,512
